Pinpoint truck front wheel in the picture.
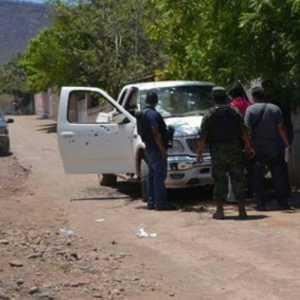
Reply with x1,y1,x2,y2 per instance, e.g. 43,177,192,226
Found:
0,140,10,156
99,174,117,187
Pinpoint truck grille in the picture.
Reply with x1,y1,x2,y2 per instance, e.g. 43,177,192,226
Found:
186,138,198,153
186,138,210,154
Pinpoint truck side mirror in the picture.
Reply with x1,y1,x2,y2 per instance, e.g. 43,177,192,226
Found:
118,115,130,125
6,118,14,123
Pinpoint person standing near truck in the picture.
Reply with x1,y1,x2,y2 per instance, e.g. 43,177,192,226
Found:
245,87,291,211
262,80,293,198
138,91,175,210
197,87,254,219
229,81,254,197
229,81,253,117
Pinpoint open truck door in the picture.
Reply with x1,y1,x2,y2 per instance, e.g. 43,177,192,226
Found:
57,87,136,174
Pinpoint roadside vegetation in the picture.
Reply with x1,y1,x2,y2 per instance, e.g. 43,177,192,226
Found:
1,0,300,102
0,57,32,111
21,0,162,97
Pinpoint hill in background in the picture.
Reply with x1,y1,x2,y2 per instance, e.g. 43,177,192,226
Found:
0,0,51,64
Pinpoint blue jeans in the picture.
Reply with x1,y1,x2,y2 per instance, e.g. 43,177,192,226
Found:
145,149,168,209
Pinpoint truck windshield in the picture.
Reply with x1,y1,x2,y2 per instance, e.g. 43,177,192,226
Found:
140,85,214,117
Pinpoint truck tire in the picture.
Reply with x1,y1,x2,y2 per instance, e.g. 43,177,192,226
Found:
1,140,10,156
99,174,117,187
140,159,149,203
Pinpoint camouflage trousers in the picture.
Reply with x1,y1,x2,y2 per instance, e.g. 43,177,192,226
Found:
210,143,246,200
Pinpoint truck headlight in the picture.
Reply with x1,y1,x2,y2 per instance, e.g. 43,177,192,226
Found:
177,161,194,170
168,140,185,155
168,156,197,171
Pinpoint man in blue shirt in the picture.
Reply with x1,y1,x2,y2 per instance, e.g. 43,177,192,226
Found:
142,91,174,210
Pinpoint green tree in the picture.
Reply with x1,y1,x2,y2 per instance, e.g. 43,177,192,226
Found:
150,0,300,95
0,57,28,96
0,56,34,111
22,0,163,96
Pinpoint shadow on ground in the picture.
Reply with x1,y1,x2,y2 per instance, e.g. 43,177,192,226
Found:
221,215,268,221
74,180,249,218
75,181,300,220
0,152,13,157
37,123,57,134
71,180,141,202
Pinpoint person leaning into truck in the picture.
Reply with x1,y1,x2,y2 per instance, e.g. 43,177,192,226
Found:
139,91,175,210
197,87,254,219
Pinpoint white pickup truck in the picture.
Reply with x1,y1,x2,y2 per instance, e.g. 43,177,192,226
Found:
57,81,215,198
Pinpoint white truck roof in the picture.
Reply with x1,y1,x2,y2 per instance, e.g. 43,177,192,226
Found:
122,80,214,91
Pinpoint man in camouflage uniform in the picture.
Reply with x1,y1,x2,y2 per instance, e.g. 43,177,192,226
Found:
197,87,254,219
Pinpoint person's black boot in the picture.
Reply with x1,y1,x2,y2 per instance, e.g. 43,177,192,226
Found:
278,199,291,210
256,197,266,211
213,199,225,219
238,199,248,219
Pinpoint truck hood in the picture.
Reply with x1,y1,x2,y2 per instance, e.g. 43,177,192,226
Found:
164,116,203,137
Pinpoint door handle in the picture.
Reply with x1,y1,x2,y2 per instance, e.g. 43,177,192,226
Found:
60,131,75,138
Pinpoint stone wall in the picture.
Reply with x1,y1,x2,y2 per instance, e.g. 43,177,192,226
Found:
48,89,59,120
34,92,49,118
34,89,59,120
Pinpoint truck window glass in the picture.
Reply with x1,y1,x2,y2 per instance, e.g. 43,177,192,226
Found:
117,89,128,104
124,88,138,116
67,91,115,124
140,85,213,117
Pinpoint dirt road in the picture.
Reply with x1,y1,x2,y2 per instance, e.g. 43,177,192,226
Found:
1,116,300,300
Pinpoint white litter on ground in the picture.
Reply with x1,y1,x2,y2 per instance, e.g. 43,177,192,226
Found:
136,226,157,238
96,218,105,223
59,228,75,238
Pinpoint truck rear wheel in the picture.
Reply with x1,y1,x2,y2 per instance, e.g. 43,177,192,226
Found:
140,159,149,203
99,174,117,187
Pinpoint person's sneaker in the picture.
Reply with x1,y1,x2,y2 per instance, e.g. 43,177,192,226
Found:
213,211,225,220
